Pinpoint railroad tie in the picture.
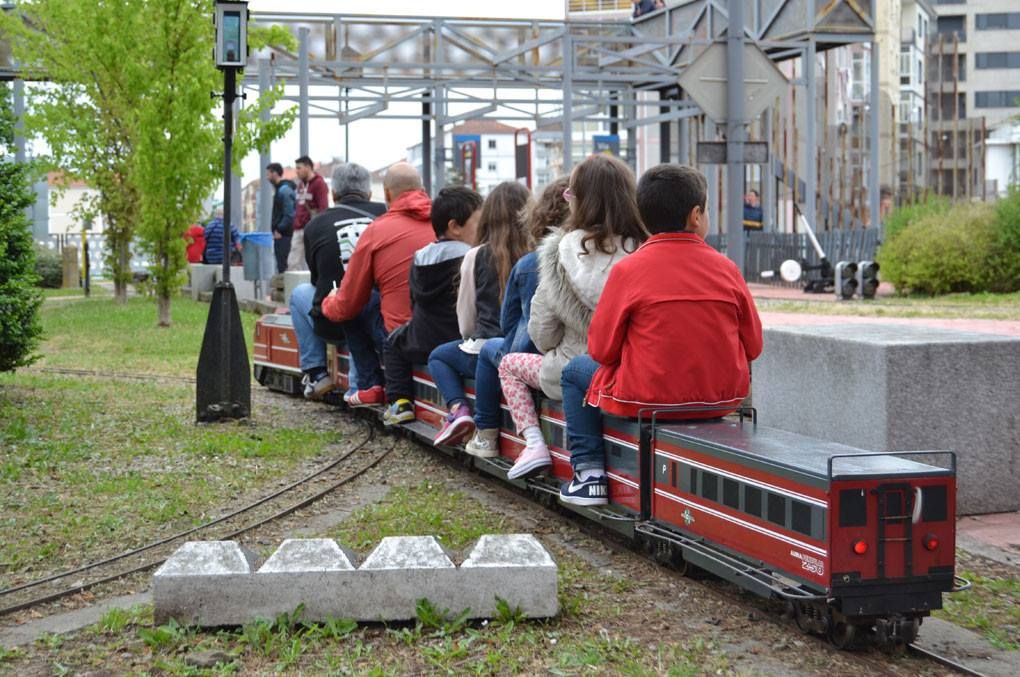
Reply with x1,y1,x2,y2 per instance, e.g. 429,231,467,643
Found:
153,535,558,626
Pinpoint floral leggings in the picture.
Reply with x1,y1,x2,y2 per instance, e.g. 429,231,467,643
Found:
497,353,544,434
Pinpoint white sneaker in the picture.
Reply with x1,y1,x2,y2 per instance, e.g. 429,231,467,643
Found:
465,429,499,458
507,439,552,479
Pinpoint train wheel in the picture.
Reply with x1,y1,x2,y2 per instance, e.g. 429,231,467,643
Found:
794,605,814,634
828,621,857,650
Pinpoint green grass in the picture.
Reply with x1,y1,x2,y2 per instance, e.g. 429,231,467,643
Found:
756,291,1020,321
39,287,111,299
935,563,1020,651
33,295,256,376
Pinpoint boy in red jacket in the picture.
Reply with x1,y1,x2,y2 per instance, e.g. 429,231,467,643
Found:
559,164,763,506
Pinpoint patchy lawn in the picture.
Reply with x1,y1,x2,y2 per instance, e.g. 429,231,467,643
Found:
935,551,1020,651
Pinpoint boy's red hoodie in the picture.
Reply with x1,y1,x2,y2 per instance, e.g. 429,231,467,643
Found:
585,232,763,419
321,189,433,332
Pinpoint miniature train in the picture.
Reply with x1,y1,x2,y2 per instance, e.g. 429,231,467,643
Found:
253,312,967,650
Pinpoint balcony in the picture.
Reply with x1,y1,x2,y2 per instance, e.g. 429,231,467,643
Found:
567,0,632,15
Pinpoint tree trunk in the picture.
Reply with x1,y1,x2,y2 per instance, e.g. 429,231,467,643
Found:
157,293,171,327
113,239,129,303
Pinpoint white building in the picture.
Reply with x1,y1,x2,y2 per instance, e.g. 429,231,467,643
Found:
986,121,1020,196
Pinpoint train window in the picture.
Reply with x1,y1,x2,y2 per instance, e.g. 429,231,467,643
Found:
839,489,867,527
744,486,762,517
767,492,786,526
688,466,698,494
723,478,740,509
921,485,948,522
791,500,812,536
669,463,677,489
702,471,719,502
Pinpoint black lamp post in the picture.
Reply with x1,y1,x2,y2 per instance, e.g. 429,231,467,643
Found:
196,0,251,422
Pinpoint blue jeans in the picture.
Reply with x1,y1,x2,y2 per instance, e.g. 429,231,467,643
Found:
342,289,385,391
288,283,325,374
428,340,478,409
561,354,604,472
473,338,504,430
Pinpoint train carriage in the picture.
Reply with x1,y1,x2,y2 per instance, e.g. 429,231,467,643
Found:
252,312,966,648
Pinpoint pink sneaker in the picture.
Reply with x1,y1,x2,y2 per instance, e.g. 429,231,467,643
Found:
434,403,475,446
507,439,552,479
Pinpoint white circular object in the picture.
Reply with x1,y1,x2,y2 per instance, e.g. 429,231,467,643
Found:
779,259,803,283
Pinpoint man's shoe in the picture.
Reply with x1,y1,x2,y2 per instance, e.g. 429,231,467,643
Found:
434,403,475,447
465,428,500,458
559,473,609,506
344,385,385,408
301,374,312,398
507,439,552,479
382,399,415,426
306,373,335,400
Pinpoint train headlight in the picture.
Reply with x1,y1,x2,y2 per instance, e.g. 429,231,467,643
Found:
852,539,868,555
923,534,940,551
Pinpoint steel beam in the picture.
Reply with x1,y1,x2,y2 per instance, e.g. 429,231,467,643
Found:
298,27,310,158
563,33,574,173
725,0,746,272
805,38,817,229
257,59,273,234
869,39,880,228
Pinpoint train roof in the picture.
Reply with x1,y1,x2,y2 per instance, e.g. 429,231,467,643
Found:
656,420,953,486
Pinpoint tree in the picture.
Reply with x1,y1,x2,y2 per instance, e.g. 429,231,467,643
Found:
1,2,295,323
131,2,294,326
0,82,43,372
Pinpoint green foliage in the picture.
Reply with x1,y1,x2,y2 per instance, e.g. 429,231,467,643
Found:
415,598,472,636
33,245,62,288
989,187,1020,292
876,202,1013,295
0,83,43,372
882,193,950,240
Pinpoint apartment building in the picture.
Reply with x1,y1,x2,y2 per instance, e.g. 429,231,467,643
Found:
930,0,1020,197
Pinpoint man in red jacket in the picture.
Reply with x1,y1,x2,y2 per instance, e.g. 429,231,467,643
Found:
287,155,330,272
558,164,763,507
321,162,434,406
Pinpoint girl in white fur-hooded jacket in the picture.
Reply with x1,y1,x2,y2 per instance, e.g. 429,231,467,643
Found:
498,154,649,481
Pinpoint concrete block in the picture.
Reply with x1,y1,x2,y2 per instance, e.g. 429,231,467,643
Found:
755,324,1020,514
188,264,218,301
153,541,257,625
283,271,311,306
153,535,558,626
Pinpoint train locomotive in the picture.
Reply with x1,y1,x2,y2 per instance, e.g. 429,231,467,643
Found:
254,311,967,650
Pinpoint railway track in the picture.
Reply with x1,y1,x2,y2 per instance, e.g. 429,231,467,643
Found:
0,422,395,618
28,367,197,384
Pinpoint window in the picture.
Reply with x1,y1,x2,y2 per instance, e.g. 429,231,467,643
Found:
975,90,1020,108
744,486,762,518
917,58,923,84
486,162,497,172
899,101,911,124
976,13,1020,30
767,492,786,527
839,488,867,527
791,501,813,537
487,139,497,150
921,485,948,522
921,17,928,40
900,50,912,85
936,15,966,41
722,478,740,509
976,52,1020,69
851,51,868,100
702,471,718,502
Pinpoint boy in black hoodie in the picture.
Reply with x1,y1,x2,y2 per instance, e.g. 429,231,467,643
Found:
382,187,483,426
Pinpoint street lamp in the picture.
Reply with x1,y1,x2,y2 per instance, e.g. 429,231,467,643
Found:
197,0,251,422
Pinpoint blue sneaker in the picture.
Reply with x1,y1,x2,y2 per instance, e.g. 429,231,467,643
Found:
559,473,609,506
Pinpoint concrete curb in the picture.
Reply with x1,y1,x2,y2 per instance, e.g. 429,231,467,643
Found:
153,535,557,626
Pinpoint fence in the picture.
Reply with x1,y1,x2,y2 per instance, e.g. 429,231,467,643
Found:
567,0,631,13
707,229,882,286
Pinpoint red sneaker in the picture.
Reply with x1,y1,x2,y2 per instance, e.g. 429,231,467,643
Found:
344,385,385,408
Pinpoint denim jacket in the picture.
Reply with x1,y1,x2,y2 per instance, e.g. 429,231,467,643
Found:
497,251,540,360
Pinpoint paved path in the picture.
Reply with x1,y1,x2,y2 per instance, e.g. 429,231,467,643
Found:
759,311,1020,337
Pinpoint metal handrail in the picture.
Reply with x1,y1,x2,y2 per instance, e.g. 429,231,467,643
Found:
827,451,956,481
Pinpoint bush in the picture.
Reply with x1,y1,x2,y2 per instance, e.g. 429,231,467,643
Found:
882,194,950,240
877,203,1000,295
33,245,63,288
988,187,1020,292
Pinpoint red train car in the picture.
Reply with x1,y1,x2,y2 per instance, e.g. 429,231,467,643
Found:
252,316,965,649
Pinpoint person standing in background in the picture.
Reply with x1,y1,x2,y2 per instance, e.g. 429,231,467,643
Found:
287,156,329,272
266,162,296,273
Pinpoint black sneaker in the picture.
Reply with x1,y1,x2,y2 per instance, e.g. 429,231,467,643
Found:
559,473,609,506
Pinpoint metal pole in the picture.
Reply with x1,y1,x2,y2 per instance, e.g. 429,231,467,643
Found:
223,68,236,284
869,39,880,227
298,27,310,157
257,59,273,234
435,84,446,191
13,79,25,164
763,106,775,230
678,93,690,165
659,91,671,164
725,0,747,271
422,93,432,194
805,38,817,228
562,32,574,173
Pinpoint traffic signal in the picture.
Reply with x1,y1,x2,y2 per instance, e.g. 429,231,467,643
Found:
834,261,858,300
857,261,880,299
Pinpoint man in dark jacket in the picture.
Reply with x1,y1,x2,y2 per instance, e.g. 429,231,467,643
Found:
267,162,296,273
288,162,386,399
380,186,481,425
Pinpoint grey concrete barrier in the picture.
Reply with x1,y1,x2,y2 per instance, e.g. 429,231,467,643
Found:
755,323,1020,515
282,271,311,306
153,535,557,626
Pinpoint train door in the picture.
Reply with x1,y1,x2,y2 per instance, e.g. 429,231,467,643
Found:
875,483,914,579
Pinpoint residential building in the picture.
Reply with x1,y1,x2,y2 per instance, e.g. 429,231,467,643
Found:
899,0,936,201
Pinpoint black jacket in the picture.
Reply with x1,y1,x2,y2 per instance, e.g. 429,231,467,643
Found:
303,198,387,341
471,245,503,339
271,179,296,237
391,239,471,357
